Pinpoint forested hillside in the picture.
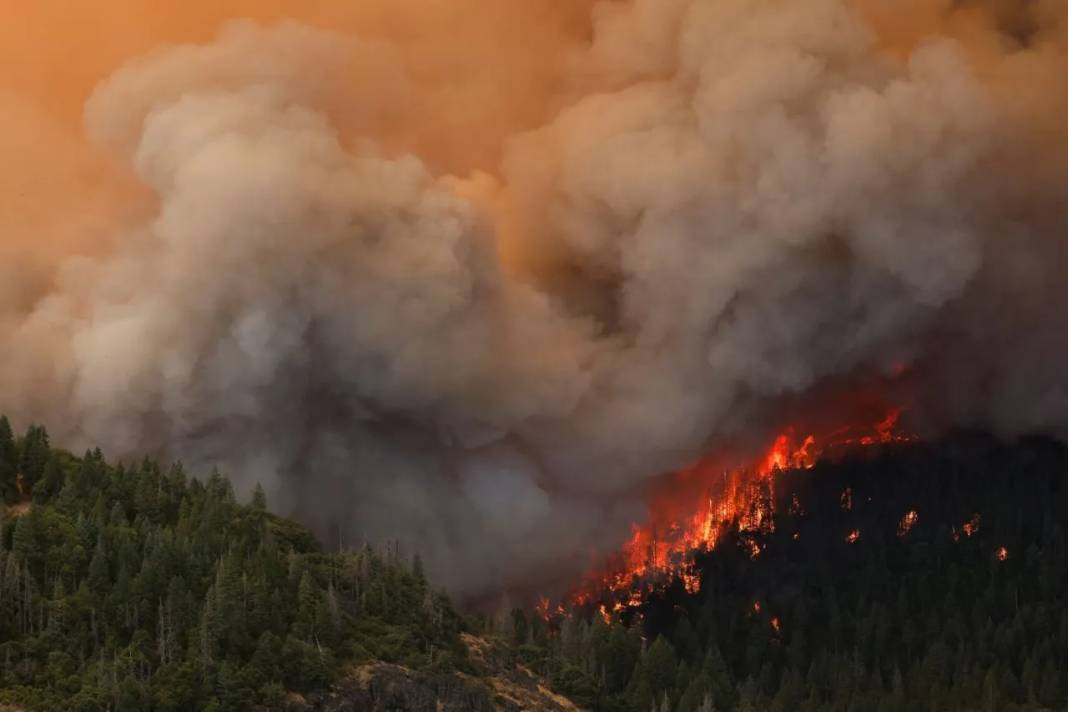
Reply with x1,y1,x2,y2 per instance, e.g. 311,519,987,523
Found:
0,416,469,711
521,434,1068,712
5,416,1068,712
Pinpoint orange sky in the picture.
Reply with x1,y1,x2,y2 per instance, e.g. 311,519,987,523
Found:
0,0,1057,274
1,1,593,129
0,0,594,272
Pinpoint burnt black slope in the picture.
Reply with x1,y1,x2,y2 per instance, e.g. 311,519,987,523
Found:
533,433,1068,712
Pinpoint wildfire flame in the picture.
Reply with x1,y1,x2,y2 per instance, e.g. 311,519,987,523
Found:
680,566,701,594
952,513,981,543
897,510,918,537
563,406,911,619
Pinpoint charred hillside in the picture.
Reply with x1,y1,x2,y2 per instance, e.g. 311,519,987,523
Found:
525,434,1068,712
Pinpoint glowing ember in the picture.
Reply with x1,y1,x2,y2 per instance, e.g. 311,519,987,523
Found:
846,529,861,544
753,601,761,613
995,546,1009,561
841,487,853,511
897,510,918,537
962,513,981,537
535,595,551,622
771,617,781,634
741,537,763,560
568,406,911,619
681,566,701,594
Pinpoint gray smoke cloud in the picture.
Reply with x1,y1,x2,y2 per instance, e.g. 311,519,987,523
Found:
2,1,1068,600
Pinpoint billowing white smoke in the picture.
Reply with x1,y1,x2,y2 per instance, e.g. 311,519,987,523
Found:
3,1,1068,599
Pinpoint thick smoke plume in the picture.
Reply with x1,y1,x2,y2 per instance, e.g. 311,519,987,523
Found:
2,0,1068,600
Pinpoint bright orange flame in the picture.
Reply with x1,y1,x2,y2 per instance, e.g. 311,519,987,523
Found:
897,510,918,537
566,407,911,619
846,529,861,544
995,546,1009,561
771,617,781,634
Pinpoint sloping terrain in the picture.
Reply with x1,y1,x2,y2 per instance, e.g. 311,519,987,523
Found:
294,635,581,712
527,434,1068,711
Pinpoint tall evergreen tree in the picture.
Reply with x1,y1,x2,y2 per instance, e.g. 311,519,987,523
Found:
294,571,321,644
0,416,16,504
32,454,64,504
251,483,267,510
17,424,50,496
643,636,679,700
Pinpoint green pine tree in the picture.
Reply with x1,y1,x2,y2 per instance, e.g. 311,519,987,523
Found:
32,453,65,504
643,635,679,699
18,424,50,495
0,415,17,503
294,571,321,644
251,482,267,510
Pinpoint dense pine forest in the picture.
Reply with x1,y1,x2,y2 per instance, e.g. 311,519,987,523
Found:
3,417,1068,712
517,434,1068,712
0,416,469,711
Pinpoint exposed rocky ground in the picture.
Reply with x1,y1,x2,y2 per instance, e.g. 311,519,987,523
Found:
287,634,582,712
